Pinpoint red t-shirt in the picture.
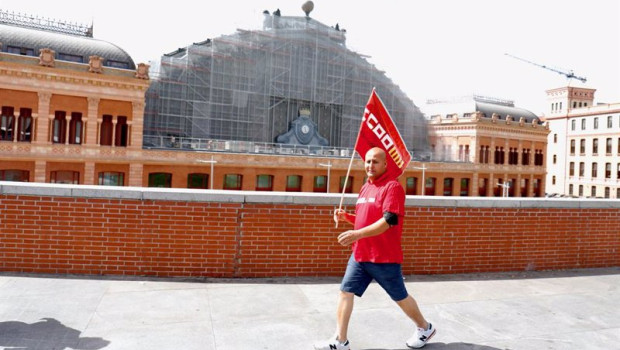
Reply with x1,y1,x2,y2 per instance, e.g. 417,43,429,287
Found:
352,173,405,263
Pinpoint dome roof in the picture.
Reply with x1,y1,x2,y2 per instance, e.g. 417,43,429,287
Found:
0,23,135,70
423,95,539,123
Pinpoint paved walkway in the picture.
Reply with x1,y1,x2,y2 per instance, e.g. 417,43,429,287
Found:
0,268,619,350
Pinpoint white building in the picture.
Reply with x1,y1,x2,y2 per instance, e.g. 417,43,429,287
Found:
544,86,620,198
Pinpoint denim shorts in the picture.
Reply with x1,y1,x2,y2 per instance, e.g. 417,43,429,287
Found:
340,254,409,301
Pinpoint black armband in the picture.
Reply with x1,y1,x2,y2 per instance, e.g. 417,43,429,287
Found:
383,211,398,226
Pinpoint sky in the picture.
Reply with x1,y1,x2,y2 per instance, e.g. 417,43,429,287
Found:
1,0,619,116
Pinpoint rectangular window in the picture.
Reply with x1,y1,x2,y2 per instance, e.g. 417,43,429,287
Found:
594,117,599,129
570,140,575,155
148,172,172,188
478,178,488,197
605,163,611,179
591,186,597,198
569,162,575,176
50,170,79,184
187,173,209,189
592,163,597,178
425,177,436,196
607,115,613,128
571,119,576,131
606,138,612,154
339,176,353,194
406,177,417,195
52,111,67,144
579,162,585,177
0,169,29,182
98,172,125,186
579,185,583,197
592,139,598,154
68,112,83,144
1,106,15,141
605,187,610,199
58,52,83,63
443,178,453,196
285,175,302,192
569,184,573,196
17,108,33,142
580,139,585,154
223,174,242,190
256,174,274,191
115,116,128,147
313,175,327,192
100,114,113,146
460,178,470,196
581,118,586,130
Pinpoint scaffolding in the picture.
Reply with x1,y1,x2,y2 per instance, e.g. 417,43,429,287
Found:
144,13,430,155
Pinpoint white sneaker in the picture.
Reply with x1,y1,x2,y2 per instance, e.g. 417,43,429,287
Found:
313,336,351,350
406,322,436,348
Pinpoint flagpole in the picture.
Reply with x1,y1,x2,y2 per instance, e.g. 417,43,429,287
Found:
335,148,357,228
335,88,375,228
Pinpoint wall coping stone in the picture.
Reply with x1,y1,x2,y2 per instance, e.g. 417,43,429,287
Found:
1,181,619,209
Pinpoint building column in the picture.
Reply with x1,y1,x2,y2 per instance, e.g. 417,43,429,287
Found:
84,162,95,185
128,163,143,187
516,174,522,197
488,173,494,196
131,101,144,148
86,97,99,145
34,160,46,183
35,92,52,144
471,172,479,197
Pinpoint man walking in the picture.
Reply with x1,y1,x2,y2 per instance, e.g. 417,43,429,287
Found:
313,147,435,350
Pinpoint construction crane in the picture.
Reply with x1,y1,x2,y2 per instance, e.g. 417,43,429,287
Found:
504,53,587,83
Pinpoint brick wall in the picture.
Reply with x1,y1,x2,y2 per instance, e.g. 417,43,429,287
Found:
1,182,618,278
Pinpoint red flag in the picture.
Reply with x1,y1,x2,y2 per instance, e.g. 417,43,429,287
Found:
355,89,412,180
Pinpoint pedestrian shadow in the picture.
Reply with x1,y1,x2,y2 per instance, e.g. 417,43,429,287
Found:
364,343,502,350
0,318,110,350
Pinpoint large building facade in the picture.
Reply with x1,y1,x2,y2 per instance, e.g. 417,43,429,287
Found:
424,95,549,197
0,10,547,197
143,10,430,156
544,86,620,198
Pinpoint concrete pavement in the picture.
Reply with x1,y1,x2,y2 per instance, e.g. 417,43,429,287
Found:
0,267,619,350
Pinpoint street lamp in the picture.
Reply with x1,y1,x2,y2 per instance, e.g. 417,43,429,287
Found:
496,181,510,197
318,161,332,193
412,164,427,196
197,155,217,189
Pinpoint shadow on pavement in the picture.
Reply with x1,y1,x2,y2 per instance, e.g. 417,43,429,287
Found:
364,343,502,350
0,318,109,350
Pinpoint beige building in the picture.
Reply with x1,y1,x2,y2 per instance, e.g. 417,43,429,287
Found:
424,95,549,197
544,86,620,198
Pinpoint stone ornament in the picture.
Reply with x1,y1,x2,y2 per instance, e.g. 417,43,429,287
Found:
135,63,150,80
88,55,104,73
39,48,55,67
